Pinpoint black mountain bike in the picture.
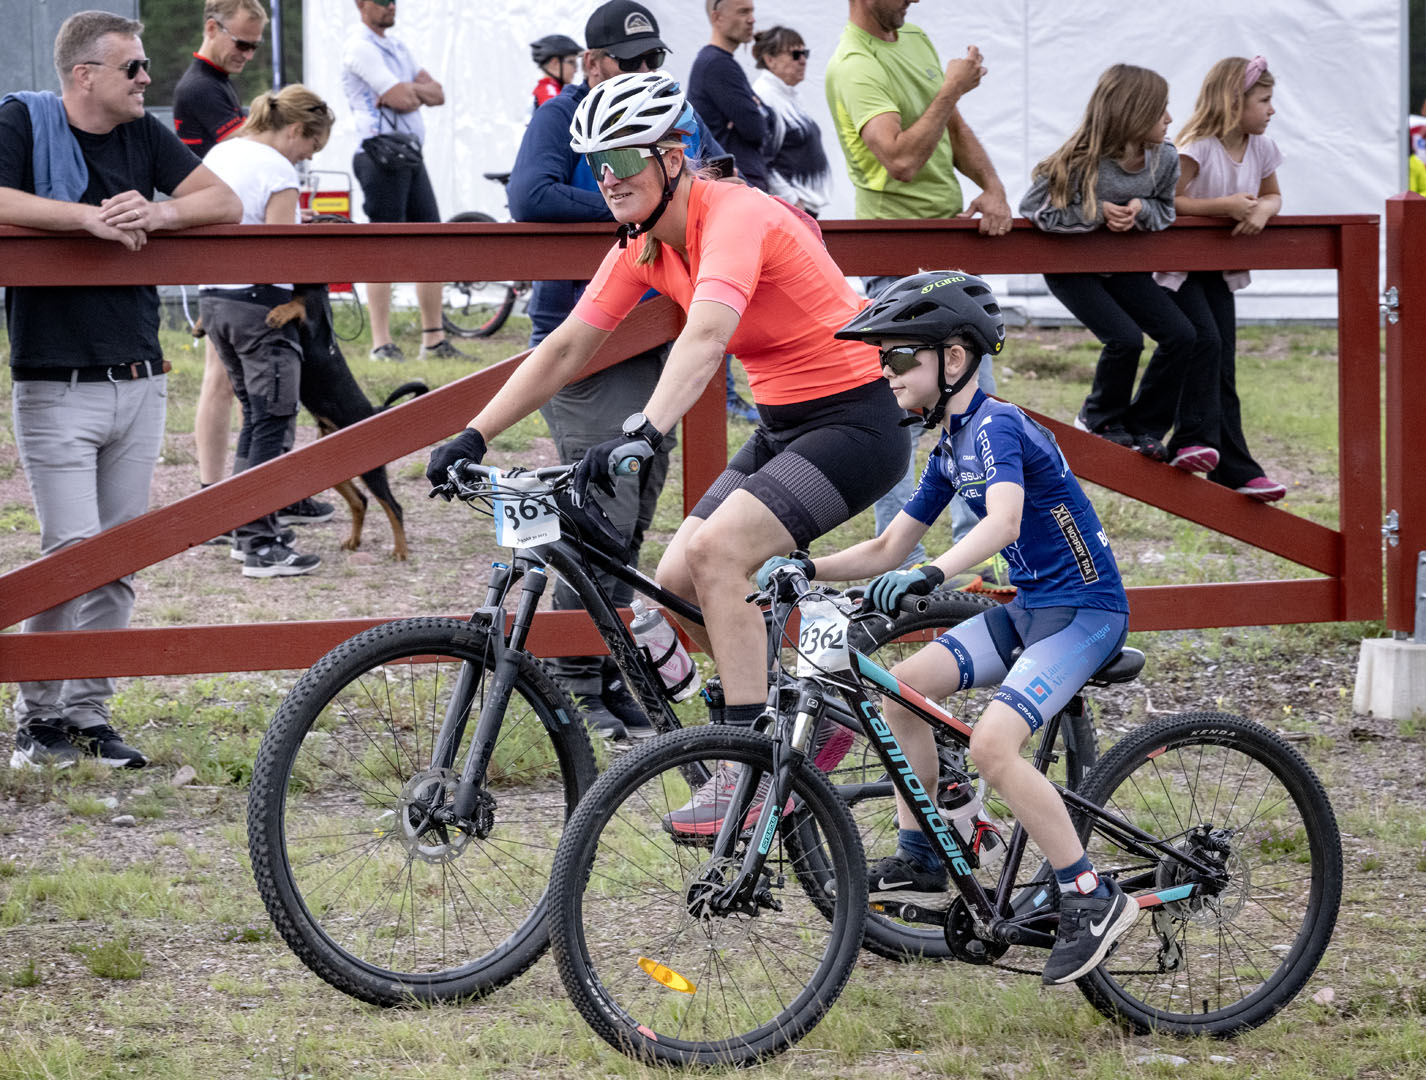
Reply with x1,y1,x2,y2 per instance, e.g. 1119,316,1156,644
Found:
546,563,1343,1067
243,463,1078,1005
440,173,529,339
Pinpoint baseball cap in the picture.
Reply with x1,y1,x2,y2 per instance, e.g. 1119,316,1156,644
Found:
584,0,670,61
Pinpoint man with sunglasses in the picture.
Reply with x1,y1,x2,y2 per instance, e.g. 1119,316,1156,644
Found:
0,11,240,770
174,0,272,527
689,0,770,193
500,0,726,745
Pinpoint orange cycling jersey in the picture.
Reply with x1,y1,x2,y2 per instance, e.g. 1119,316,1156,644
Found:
572,178,882,405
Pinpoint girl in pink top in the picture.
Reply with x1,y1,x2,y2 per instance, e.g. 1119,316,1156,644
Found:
1153,56,1285,501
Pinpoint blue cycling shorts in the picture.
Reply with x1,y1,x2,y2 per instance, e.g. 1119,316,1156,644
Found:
933,597,1129,733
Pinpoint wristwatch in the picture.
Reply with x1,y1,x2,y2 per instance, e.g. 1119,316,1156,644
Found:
621,412,664,451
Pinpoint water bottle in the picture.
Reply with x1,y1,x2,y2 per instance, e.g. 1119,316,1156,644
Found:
629,599,701,701
938,777,1005,871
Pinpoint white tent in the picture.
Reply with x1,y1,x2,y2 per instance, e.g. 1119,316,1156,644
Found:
301,0,1408,320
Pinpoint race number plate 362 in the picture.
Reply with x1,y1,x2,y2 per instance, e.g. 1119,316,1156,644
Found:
491,470,561,548
795,596,851,676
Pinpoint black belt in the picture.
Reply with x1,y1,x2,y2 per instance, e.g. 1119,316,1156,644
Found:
200,284,294,304
12,360,172,383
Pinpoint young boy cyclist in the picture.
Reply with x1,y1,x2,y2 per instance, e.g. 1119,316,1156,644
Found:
760,272,1139,984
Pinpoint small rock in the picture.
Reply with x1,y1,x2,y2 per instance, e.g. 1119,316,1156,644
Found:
99,796,120,810
172,765,198,787
345,551,377,566
1135,1054,1188,1067
110,815,137,828
1312,987,1336,1005
1208,1056,1236,1065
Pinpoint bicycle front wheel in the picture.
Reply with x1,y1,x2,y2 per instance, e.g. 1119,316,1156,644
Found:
549,727,867,1067
442,212,517,338
1076,711,1342,1036
248,617,597,1005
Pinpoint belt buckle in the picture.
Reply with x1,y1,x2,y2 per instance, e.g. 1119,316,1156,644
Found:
105,365,119,383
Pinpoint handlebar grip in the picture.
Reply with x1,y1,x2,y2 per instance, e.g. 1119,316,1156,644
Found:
899,593,933,615
614,455,643,476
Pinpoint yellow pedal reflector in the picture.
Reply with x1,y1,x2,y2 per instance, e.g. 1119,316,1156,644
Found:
638,957,696,994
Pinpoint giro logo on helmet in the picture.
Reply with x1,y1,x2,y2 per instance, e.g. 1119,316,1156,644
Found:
920,275,967,294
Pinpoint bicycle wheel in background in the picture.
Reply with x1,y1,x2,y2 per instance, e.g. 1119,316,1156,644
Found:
248,617,597,1005
442,211,518,339
1076,711,1342,1036
549,727,867,1067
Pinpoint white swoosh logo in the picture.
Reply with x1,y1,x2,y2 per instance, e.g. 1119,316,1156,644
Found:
877,878,912,890
1089,903,1119,936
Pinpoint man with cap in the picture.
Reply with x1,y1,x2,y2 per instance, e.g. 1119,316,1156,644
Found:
504,0,726,745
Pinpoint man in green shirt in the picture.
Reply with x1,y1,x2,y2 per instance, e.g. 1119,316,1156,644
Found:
826,0,1010,228
826,0,1013,576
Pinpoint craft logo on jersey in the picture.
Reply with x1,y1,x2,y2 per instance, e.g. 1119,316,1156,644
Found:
624,12,655,35
1050,502,1100,584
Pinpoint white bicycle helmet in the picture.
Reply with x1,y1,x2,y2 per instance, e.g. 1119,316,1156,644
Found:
569,70,686,154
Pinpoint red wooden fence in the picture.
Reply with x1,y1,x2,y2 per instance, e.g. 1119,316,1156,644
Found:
0,213,1385,681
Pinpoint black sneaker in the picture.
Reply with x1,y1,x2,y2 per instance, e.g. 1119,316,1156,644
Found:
1132,432,1169,462
419,339,468,361
1041,874,1140,985
575,696,628,743
229,527,297,561
243,541,321,578
602,676,657,739
69,723,148,769
1073,410,1137,449
867,853,951,910
277,497,335,526
10,721,81,770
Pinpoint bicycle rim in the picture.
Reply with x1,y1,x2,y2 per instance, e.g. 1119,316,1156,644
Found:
549,727,867,1067
1077,712,1341,1035
248,618,595,1004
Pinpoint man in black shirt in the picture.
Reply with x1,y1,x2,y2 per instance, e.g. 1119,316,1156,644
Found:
173,0,267,505
0,10,240,770
688,0,769,191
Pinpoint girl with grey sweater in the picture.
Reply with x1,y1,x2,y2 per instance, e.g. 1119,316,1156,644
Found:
1020,64,1194,461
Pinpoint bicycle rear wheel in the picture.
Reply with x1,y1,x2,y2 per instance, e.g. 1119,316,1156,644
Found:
248,617,597,1005
442,212,518,338
549,727,867,1067
1076,711,1341,1036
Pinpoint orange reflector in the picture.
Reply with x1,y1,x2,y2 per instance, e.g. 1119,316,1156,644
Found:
638,957,696,994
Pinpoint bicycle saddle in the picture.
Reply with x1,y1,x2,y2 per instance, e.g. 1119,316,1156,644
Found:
483,171,512,185
1002,645,1145,687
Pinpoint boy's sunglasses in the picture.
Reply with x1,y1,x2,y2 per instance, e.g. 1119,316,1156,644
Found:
82,58,150,79
587,146,656,182
788,49,810,61
617,49,666,73
215,19,263,53
878,345,925,376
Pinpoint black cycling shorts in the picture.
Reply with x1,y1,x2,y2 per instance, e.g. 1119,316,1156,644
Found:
690,378,909,547
353,152,441,224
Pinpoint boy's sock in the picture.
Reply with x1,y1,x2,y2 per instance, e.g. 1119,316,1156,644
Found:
896,827,941,874
722,703,765,728
1054,852,1111,898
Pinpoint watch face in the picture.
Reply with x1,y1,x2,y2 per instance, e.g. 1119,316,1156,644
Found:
622,413,647,434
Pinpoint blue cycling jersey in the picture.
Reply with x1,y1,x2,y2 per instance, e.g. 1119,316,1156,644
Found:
903,390,1128,612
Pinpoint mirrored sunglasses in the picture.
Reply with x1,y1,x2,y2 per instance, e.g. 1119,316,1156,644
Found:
617,49,666,73
587,146,655,182
878,345,924,376
82,57,150,79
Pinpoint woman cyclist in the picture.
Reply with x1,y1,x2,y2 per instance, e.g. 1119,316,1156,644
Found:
426,70,908,749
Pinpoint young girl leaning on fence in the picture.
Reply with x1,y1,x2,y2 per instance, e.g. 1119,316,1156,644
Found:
1019,64,1191,463
1151,55,1286,501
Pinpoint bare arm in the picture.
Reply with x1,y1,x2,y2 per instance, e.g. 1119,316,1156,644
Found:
1172,158,1257,218
857,46,985,184
808,510,931,582
99,163,240,234
948,112,1011,234
264,187,299,225
922,482,1023,581
1232,172,1281,235
639,300,740,435
379,71,443,113
467,314,610,442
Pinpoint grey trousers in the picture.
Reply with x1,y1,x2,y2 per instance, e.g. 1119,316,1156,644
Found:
11,372,167,729
538,347,673,697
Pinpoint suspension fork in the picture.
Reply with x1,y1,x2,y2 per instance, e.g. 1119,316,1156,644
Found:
429,560,517,772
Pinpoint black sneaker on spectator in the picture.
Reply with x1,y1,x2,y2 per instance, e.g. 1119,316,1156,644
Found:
866,853,952,910
230,527,297,561
1132,432,1169,462
10,721,81,770
575,696,628,743
243,541,321,578
203,530,235,547
370,343,406,362
602,676,657,738
1073,410,1137,449
419,339,468,361
278,497,335,526
69,723,148,769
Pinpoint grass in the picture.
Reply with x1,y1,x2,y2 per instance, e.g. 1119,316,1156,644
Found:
0,319,1416,1077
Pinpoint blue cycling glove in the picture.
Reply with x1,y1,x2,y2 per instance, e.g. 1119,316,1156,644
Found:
756,554,815,591
865,565,945,614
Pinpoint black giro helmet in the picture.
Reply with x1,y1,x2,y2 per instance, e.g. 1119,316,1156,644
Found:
531,34,582,64
835,270,1005,359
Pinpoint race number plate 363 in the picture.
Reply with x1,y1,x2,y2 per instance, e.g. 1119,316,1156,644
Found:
491,470,561,548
